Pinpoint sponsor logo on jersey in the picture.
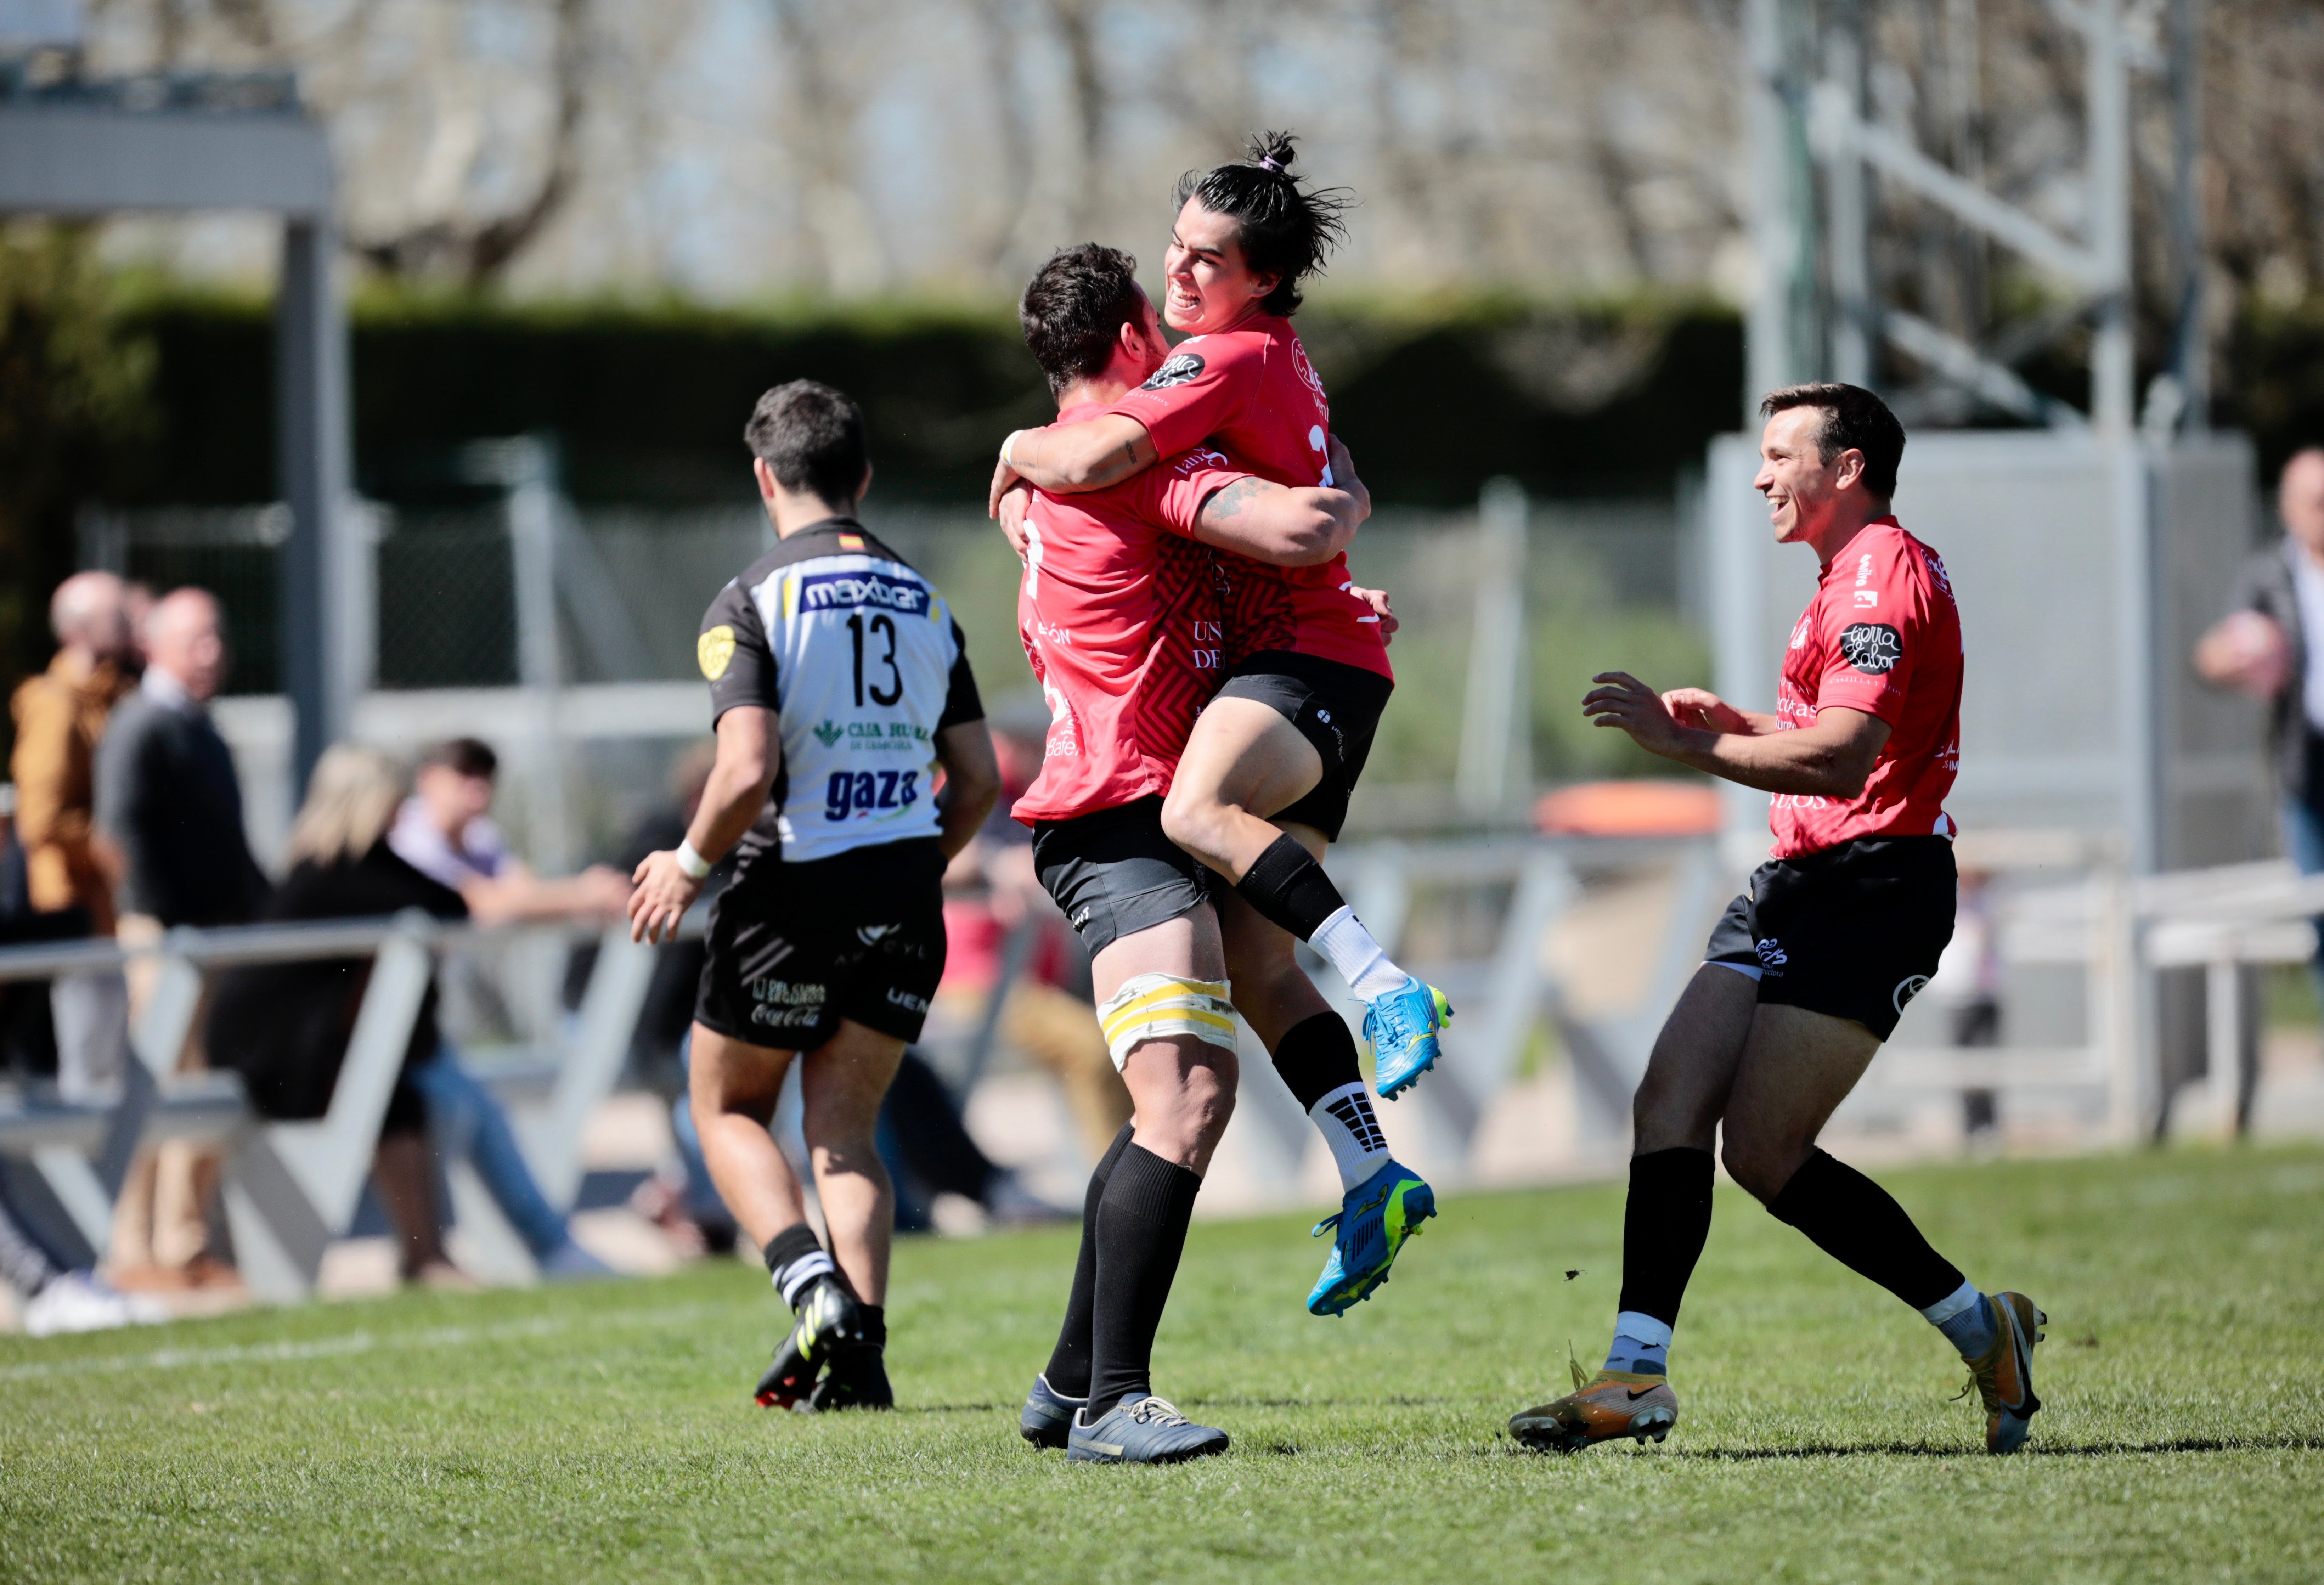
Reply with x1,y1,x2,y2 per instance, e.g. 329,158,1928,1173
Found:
884,987,930,1013
1755,937,1788,968
1789,615,1813,650
698,625,736,680
795,569,931,616
1853,589,1878,608
1141,352,1205,390
1173,448,1229,475
857,924,901,945
1839,621,1903,673
813,719,844,746
1893,974,1931,1014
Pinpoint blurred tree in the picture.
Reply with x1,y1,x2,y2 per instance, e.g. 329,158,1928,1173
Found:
0,224,155,699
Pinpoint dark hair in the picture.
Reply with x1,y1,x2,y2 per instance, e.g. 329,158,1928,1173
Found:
1173,131,1351,317
1020,244,1145,397
421,737,498,780
1761,382,1906,500
744,380,870,506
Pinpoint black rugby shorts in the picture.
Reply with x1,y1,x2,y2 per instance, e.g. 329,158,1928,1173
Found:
1212,650,1394,842
694,837,947,1049
1702,835,1957,1040
1031,796,1214,959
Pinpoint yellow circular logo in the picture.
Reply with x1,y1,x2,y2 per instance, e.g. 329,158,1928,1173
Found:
697,625,736,681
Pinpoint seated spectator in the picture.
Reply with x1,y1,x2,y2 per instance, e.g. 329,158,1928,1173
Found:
207,745,608,1283
0,1178,164,1335
389,738,632,923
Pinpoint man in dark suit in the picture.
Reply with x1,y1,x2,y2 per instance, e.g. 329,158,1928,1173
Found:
95,586,267,1289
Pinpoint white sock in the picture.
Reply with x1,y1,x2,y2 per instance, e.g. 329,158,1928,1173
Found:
771,1250,835,1309
1603,1310,1673,1376
1310,906,1409,1000
1309,1080,1392,1191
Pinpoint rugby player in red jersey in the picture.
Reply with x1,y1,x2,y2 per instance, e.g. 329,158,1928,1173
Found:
1000,244,1435,1463
1508,384,2044,1458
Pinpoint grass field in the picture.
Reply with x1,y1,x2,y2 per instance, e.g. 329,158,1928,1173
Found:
4,1144,2322,1583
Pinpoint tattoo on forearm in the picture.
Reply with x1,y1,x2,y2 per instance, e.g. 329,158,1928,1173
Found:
1205,478,1265,520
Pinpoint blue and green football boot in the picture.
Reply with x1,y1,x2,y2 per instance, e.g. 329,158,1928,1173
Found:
1365,977,1453,1099
1307,1156,1436,1316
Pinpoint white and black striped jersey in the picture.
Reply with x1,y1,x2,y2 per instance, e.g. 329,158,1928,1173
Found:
698,517,983,868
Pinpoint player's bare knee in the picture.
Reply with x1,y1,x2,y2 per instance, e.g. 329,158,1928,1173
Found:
1158,788,1226,863
1719,1131,1794,1203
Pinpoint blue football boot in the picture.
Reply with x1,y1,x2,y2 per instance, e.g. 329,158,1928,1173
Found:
1066,1394,1229,1464
1306,1156,1437,1316
1019,1373,1084,1449
1365,977,1454,1099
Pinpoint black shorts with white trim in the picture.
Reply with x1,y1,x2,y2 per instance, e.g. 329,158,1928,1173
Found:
693,836,948,1050
1702,835,1957,1040
1031,796,1215,960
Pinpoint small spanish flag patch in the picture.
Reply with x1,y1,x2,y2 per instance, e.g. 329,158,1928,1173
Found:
838,532,864,550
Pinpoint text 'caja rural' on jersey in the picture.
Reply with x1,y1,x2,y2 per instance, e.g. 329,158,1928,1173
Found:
699,518,982,866
1105,312,1391,680
1769,516,1962,859
1014,422,1254,824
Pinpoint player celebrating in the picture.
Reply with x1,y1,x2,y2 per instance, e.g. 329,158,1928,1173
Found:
628,381,999,1413
989,134,1454,1105
1003,244,1431,1462
1511,384,2044,1457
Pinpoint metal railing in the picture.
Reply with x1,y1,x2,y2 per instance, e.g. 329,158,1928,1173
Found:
0,911,688,1299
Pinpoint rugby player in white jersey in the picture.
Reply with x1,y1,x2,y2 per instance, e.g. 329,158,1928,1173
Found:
629,381,999,1412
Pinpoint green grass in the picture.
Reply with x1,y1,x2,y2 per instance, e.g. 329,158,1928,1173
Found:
5,1146,2323,1583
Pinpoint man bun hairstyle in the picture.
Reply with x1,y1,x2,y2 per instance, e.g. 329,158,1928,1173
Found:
1761,382,1907,501
1174,130,1352,317
1020,244,1145,397
744,379,870,508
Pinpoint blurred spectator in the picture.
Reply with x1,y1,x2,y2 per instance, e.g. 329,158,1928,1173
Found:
878,1048,1071,1231
12,571,138,1103
206,746,467,1285
0,1182,164,1335
95,587,266,1290
1928,869,2004,1143
209,746,608,1282
934,715,1129,1158
2195,446,2324,1002
388,738,632,924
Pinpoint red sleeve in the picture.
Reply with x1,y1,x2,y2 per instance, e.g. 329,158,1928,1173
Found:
1120,448,1255,539
1812,550,1921,725
1107,338,1257,458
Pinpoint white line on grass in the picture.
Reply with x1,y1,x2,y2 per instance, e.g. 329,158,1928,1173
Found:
0,1299,745,1383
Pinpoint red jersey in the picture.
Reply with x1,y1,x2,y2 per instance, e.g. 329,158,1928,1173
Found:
1768,517,1962,859
1104,313,1391,679
1012,414,1250,824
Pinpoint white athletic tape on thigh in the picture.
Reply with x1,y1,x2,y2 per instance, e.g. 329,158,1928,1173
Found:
1096,974,1238,1066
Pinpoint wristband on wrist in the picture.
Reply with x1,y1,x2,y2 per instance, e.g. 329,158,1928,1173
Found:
673,839,712,880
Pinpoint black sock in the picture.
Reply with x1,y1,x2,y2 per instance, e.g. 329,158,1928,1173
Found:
1271,1011,1364,1111
856,1305,887,1350
1042,1122,1135,1399
1085,1144,1203,1417
762,1222,835,1310
1616,1147,1715,1328
1766,1148,1966,1311
1233,833,1348,941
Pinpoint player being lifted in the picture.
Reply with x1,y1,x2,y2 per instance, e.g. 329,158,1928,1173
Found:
629,381,999,1412
1511,384,2044,1456
1002,244,1432,1462
993,132,1448,1280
